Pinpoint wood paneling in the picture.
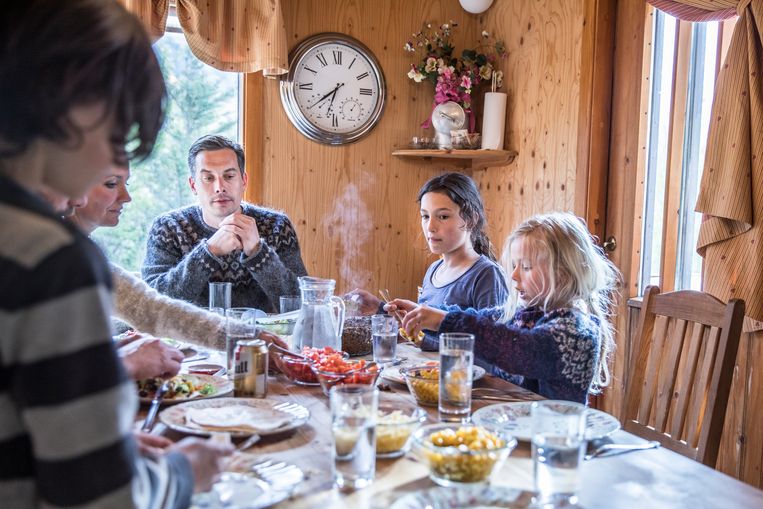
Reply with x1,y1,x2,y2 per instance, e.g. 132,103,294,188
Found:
250,0,590,299
599,0,651,421
475,0,586,246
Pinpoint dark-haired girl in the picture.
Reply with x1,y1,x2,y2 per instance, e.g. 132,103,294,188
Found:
348,172,508,354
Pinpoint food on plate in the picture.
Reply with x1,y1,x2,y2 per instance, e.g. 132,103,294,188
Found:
402,365,440,406
185,405,291,433
414,425,512,484
137,374,216,401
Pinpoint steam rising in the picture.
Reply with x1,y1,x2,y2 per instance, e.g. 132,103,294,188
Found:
321,177,374,290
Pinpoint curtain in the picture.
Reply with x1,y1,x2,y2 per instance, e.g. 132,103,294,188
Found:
649,1,762,325
119,0,287,77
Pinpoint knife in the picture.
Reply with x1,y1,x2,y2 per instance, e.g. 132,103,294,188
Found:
141,380,170,432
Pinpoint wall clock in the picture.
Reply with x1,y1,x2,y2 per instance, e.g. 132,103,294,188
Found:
280,32,386,145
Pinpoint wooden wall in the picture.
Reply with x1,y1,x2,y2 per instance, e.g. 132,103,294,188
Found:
248,0,589,298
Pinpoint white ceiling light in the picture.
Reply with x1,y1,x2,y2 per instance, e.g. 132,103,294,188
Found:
459,0,494,14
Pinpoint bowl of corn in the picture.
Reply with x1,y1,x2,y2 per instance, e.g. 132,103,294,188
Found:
411,424,516,486
401,365,440,406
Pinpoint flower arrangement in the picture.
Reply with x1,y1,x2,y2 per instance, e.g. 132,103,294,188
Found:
405,21,507,130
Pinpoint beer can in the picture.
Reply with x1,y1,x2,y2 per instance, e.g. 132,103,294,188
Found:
233,339,268,398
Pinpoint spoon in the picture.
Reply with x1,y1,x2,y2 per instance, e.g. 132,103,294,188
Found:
268,342,308,361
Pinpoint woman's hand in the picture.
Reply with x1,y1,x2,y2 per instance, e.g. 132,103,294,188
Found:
344,289,382,315
397,302,447,338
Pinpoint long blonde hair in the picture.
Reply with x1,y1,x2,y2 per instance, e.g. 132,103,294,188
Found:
500,212,620,391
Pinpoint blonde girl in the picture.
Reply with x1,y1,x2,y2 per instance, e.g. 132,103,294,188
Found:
393,212,620,403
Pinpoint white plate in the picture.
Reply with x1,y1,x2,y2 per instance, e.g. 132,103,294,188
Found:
381,361,486,385
191,473,288,509
389,485,522,509
137,374,232,405
159,398,310,438
472,401,621,441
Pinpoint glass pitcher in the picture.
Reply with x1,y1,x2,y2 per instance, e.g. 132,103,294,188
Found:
292,276,345,351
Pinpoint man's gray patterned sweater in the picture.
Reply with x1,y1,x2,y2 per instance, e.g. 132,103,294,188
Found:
142,202,307,312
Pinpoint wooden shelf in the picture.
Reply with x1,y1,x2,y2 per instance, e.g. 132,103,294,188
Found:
392,149,517,170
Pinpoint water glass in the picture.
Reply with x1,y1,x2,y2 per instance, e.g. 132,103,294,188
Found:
330,384,378,490
279,295,302,314
531,400,588,507
371,314,397,364
438,333,474,423
225,308,258,377
209,282,232,315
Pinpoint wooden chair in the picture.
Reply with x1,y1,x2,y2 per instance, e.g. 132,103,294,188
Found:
622,286,744,467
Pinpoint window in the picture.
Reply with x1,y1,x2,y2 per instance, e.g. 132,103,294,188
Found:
638,10,733,293
92,19,241,271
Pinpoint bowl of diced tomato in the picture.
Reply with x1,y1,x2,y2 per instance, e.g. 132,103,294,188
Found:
273,346,349,386
311,357,381,396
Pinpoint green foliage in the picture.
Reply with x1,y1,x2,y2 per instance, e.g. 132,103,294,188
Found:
93,33,239,271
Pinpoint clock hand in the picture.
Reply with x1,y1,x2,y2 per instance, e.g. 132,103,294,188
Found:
439,111,456,122
325,83,345,114
307,83,343,110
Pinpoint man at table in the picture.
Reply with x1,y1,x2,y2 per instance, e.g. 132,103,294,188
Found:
142,135,307,312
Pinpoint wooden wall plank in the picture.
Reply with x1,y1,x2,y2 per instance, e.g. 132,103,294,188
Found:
253,0,588,299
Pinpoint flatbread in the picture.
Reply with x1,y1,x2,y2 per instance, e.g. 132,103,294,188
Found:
185,405,291,433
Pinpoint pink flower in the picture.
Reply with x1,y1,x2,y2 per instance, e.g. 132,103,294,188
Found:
460,75,472,89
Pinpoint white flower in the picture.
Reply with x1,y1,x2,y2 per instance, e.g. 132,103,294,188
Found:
494,70,504,88
482,30,490,38
479,64,493,80
404,42,414,52
407,67,425,83
425,57,438,73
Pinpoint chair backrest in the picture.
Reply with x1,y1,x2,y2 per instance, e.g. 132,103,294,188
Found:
622,286,744,467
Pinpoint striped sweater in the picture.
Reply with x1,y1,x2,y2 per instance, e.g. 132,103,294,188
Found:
0,176,192,508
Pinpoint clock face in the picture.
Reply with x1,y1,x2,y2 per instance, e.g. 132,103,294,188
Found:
280,33,386,145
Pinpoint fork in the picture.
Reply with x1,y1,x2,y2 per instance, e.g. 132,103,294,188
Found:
141,380,170,432
584,440,660,460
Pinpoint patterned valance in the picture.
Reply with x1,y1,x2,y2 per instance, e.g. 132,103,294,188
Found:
119,0,287,77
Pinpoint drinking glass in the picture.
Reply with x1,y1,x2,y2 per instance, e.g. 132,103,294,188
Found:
531,400,588,507
209,282,232,316
279,295,302,314
438,333,474,423
225,308,259,377
371,314,397,364
330,384,378,490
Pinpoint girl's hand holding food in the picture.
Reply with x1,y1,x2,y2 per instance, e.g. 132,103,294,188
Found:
399,303,447,339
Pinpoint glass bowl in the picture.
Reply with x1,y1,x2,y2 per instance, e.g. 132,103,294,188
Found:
311,360,381,396
401,365,440,407
411,423,516,487
271,347,349,386
376,400,427,458
272,354,319,385
255,316,296,337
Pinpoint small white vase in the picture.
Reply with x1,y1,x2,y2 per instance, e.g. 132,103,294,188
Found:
459,0,494,14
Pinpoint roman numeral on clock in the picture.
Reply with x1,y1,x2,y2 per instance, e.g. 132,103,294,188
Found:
304,66,317,75
332,115,339,127
348,57,356,69
332,51,342,65
298,83,313,90
356,72,369,81
359,88,372,96
316,53,328,67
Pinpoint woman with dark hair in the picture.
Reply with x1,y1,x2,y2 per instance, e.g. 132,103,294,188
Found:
348,172,508,354
0,1,230,507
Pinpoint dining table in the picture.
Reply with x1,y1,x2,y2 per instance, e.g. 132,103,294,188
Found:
152,342,763,509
